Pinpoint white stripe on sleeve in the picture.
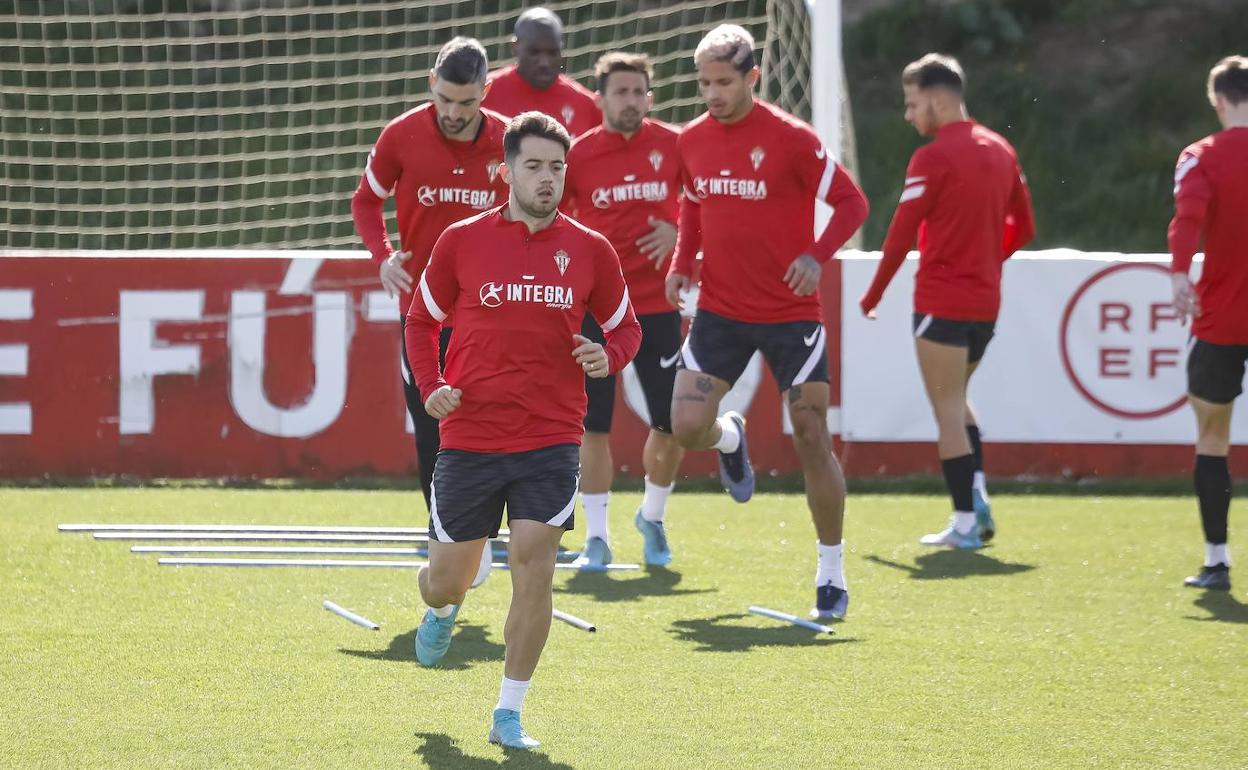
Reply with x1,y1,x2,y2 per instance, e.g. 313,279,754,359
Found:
815,158,835,202
899,184,926,204
418,273,447,322
599,288,631,332
364,151,391,199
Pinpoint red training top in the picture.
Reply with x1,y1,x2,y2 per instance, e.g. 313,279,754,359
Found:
405,208,642,453
563,119,681,316
482,65,602,137
861,120,1035,322
1168,126,1248,345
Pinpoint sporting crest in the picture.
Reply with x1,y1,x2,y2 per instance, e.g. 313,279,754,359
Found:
486,159,501,183
649,150,664,172
554,249,570,276
561,105,575,127
750,146,765,171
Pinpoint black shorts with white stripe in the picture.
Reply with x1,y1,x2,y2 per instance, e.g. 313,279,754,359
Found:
582,311,683,433
678,308,829,391
428,443,580,543
911,313,996,364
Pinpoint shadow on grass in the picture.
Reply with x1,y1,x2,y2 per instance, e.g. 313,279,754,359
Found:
414,732,575,769
1186,591,1248,624
339,623,504,670
554,565,715,603
669,612,858,653
864,550,1037,580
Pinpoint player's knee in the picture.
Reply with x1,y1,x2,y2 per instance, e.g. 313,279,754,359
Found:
790,411,829,454
671,413,711,448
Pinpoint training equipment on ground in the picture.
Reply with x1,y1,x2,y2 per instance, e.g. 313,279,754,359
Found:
134,545,423,555
552,609,596,633
748,605,834,634
61,523,496,535
322,600,379,630
96,532,476,543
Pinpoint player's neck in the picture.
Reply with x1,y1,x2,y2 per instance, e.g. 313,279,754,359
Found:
503,200,557,234
1220,103,1248,129
933,103,970,131
440,113,483,143
715,98,755,126
604,121,640,141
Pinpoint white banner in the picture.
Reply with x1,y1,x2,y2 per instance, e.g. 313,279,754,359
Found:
840,250,1248,444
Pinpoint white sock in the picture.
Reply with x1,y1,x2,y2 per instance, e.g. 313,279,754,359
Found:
430,603,456,618
496,676,531,713
640,477,673,522
1205,542,1231,568
815,541,846,589
973,471,989,500
953,511,976,534
712,415,740,453
581,492,610,542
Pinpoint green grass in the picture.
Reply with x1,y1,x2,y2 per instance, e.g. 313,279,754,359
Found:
2,488,1245,768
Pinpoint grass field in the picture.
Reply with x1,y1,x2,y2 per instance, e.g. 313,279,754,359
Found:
2,488,1245,769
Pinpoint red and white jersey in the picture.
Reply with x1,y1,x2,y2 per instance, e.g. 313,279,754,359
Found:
563,119,681,315
862,120,1035,322
351,103,509,316
1168,127,1248,345
483,65,602,137
405,208,642,453
670,101,868,324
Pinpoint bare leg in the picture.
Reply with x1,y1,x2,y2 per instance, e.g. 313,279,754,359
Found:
501,520,565,681
419,538,488,608
915,338,971,459
642,429,685,487
578,431,613,495
787,383,844,545
670,370,731,450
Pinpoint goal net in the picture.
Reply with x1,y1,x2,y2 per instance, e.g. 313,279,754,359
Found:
0,0,851,251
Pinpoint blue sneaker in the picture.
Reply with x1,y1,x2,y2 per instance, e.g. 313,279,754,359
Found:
717,411,754,503
414,605,460,667
973,488,995,543
634,510,672,567
573,536,612,569
810,583,848,621
919,519,984,550
488,708,540,749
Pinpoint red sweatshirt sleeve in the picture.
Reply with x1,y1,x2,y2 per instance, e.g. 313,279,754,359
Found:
404,228,459,399
669,161,703,278
1168,150,1210,275
861,149,942,315
807,163,869,263
1001,162,1036,258
589,237,642,373
351,125,402,266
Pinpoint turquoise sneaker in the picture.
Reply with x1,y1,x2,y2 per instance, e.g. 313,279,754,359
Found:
972,488,995,542
919,519,984,550
633,510,672,567
488,708,540,749
573,536,612,569
414,605,459,667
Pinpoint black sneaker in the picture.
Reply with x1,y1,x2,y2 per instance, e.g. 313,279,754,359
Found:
1184,564,1231,591
716,411,754,503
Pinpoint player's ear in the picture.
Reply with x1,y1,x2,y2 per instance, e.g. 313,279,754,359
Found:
428,72,438,93
593,91,603,110
499,161,513,185
747,66,761,90
645,89,654,110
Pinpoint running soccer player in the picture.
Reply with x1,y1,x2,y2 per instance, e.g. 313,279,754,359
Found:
482,7,601,137
859,53,1035,550
1169,55,1248,592
665,25,869,620
405,112,641,749
562,52,685,568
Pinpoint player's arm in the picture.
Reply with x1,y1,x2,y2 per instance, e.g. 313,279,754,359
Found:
665,159,702,309
405,229,461,418
860,150,941,317
786,140,870,295
1001,161,1036,258
1167,149,1211,322
351,124,412,298
577,238,641,377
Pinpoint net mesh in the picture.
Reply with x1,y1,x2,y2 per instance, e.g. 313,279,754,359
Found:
1,0,833,251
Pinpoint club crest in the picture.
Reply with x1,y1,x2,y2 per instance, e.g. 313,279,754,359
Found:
561,105,575,127
554,249,570,276
486,159,501,183
649,150,663,172
750,146,765,171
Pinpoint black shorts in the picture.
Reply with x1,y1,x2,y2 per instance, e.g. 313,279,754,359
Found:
678,308,828,391
583,311,683,433
1188,338,1248,405
912,313,996,364
428,443,579,543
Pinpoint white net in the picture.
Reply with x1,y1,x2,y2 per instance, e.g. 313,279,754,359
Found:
0,0,832,251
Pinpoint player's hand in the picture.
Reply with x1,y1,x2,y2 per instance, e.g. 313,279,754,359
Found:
1171,272,1199,324
858,296,878,320
636,217,677,270
423,385,462,419
665,273,690,310
571,334,610,378
379,251,413,299
784,254,821,297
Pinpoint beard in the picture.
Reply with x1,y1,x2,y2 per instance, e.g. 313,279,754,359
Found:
608,109,642,133
515,188,559,219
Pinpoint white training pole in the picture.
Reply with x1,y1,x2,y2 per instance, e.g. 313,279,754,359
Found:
323,600,379,630
748,605,834,634
60,523,509,535
96,532,486,543
552,609,596,633
493,562,642,572
160,558,429,568
132,545,423,555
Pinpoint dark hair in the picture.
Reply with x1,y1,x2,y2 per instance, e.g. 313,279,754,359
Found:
595,52,653,93
902,53,965,95
1208,55,1248,106
432,36,488,85
503,111,571,161
514,7,563,40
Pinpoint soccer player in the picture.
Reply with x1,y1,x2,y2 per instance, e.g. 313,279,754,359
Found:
562,52,685,567
482,7,601,137
405,112,641,749
665,25,869,620
1169,55,1248,592
351,37,508,523
859,54,1035,550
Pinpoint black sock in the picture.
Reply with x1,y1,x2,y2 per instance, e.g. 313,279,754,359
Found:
941,454,976,513
966,425,984,474
1194,454,1231,545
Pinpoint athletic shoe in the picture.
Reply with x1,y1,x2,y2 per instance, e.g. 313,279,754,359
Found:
972,488,995,543
1184,564,1231,590
634,510,672,567
414,605,460,667
573,536,613,569
717,411,754,503
488,708,540,749
470,540,492,589
919,519,984,549
810,582,848,621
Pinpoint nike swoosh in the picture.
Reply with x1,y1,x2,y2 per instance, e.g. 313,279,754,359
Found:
815,147,826,160
659,353,681,368
802,330,820,347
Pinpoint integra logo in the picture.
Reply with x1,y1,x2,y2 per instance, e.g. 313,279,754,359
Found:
418,186,497,209
479,281,575,310
590,180,670,209
692,176,768,201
